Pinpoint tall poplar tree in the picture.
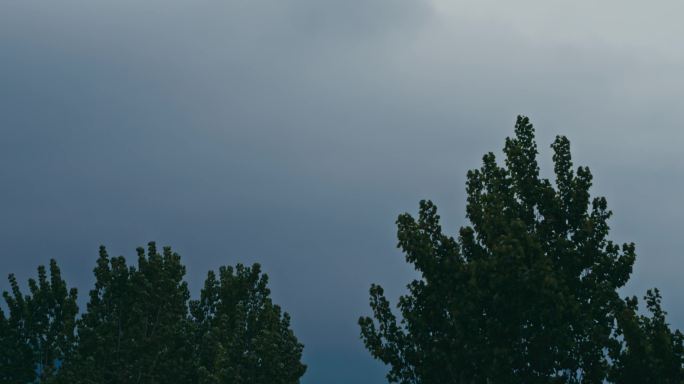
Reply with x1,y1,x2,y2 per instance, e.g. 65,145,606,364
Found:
359,116,681,383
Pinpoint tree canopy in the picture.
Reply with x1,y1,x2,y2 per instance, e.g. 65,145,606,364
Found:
3,116,684,384
1,260,78,383
190,263,306,384
60,243,195,383
1,242,306,384
359,116,684,383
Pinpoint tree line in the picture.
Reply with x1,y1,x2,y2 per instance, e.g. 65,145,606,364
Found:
3,116,684,383
1,243,305,383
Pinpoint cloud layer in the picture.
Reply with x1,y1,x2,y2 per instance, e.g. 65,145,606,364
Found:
2,1,684,382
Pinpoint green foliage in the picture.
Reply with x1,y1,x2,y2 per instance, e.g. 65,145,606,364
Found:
190,263,307,384
0,260,78,383
62,243,197,383
609,289,684,382
0,297,34,383
2,243,306,384
359,116,682,383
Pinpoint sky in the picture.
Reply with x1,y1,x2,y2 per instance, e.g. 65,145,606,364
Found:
2,1,684,383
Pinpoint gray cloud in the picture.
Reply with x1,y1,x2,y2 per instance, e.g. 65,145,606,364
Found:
2,1,684,382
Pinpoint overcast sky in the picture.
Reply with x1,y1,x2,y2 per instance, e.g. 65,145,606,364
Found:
2,1,684,383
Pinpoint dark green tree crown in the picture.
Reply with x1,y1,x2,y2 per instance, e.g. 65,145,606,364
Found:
2,242,307,384
359,116,651,384
190,263,306,384
1,259,78,383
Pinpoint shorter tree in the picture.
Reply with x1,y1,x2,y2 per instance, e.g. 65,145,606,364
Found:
0,298,34,383
190,263,307,384
1,260,78,383
63,243,195,384
3,243,308,384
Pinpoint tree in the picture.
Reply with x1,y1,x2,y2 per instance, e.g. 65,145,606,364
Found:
190,263,307,384
0,260,78,383
0,290,34,383
52,243,307,384
62,242,195,384
359,116,653,383
1,243,307,383
609,289,684,383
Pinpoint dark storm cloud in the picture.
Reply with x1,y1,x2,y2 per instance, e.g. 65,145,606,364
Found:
3,1,684,383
